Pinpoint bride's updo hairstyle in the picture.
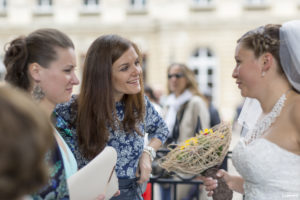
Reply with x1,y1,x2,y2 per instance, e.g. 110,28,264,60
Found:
4,28,74,91
237,24,284,75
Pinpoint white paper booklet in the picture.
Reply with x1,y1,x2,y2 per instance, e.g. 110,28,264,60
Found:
68,146,119,200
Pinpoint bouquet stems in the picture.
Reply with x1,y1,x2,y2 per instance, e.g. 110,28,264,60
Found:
202,167,233,200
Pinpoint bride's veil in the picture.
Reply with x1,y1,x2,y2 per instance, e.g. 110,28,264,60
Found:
280,20,300,93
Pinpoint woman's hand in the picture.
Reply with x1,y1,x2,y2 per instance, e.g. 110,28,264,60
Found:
203,169,229,196
136,152,152,184
95,190,120,200
113,190,120,197
203,169,244,196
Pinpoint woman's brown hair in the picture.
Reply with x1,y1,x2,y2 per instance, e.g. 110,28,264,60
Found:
77,34,145,160
0,85,54,200
237,24,284,74
4,28,74,91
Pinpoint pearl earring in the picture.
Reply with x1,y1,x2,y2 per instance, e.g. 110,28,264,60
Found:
261,72,266,77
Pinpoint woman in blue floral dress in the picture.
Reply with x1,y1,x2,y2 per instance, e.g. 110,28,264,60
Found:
55,34,168,200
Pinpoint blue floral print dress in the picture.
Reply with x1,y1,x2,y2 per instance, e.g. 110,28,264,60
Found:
54,95,168,200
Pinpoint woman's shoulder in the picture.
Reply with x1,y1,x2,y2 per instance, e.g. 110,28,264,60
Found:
56,95,78,110
55,95,78,124
188,95,207,107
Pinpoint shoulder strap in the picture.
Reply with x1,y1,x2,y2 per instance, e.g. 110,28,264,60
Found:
171,100,190,143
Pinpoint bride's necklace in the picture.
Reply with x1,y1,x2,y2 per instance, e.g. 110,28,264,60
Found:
245,92,288,144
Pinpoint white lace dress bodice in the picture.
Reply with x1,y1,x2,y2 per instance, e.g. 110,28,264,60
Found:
232,138,300,200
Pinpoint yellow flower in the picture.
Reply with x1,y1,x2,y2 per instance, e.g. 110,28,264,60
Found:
180,145,185,150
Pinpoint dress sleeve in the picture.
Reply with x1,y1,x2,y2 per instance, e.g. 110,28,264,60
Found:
54,95,78,126
144,96,169,144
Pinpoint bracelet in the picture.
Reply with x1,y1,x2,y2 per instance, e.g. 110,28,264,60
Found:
143,149,153,161
143,146,156,161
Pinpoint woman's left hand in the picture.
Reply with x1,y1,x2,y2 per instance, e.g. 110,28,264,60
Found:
136,152,152,184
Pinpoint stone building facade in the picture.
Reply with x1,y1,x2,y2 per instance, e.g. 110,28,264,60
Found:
0,0,299,120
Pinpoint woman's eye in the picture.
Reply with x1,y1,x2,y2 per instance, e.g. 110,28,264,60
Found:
120,66,128,71
135,60,140,66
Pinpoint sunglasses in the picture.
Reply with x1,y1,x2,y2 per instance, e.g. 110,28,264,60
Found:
168,73,184,79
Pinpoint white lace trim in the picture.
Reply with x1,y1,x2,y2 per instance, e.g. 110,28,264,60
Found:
245,93,286,144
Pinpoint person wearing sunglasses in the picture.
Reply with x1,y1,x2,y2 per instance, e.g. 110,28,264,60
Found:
161,63,211,200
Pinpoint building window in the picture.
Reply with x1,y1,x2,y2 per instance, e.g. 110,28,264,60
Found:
0,0,6,11
0,0,6,16
81,0,100,14
193,0,213,6
38,0,52,8
130,0,146,9
188,47,218,100
35,0,53,14
190,0,215,11
246,0,266,4
244,0,270,10
127,0,148,14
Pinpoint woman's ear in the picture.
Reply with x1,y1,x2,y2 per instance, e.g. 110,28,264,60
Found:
261,53,273,73
28,63,42,82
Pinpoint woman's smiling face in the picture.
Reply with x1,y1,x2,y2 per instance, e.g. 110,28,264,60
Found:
112,46,142,102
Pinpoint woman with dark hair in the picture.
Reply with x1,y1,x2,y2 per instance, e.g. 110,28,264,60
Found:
0,86,53,200
4,28,79,199
203,21,300,199
55,34,168,200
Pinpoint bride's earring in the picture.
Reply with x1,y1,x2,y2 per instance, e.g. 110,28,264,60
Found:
261,72,266,77
31,84,45,101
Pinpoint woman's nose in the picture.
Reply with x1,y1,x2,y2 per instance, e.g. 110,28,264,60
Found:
232,66,238,78
132,65,142,76
72,72,80,85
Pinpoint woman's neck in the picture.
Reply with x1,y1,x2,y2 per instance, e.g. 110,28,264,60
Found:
174,89,187,98
38,98,56,118
258,81,291,114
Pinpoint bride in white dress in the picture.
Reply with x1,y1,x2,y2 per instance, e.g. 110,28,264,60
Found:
203,20,300,200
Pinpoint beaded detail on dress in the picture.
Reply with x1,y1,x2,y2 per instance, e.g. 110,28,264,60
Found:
244,93,286,144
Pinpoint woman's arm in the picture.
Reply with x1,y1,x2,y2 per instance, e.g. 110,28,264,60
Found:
137,97,168,184
137,138,162,184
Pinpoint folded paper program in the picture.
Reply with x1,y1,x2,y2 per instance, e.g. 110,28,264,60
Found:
68,146,118,200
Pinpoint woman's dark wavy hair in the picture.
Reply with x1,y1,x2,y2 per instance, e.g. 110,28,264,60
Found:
4,28,74,91
77,34,145,160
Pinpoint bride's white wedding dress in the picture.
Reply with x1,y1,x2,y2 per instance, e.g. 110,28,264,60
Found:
232,138,300,200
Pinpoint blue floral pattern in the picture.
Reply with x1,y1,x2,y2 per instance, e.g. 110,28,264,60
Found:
54,95,168,179
32,143,69,200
